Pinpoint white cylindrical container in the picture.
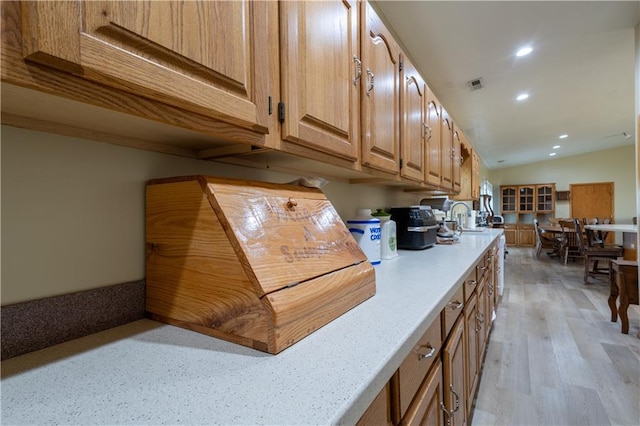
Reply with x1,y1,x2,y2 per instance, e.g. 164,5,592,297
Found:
467,211,477,229
372,209,398,260
347,209,381,265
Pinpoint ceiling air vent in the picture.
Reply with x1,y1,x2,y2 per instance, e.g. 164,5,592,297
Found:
468,78,484,91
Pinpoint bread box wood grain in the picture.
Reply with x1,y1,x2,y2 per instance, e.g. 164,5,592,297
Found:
145,175,376,354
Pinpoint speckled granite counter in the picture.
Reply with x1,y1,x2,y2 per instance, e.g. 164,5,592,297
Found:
1,229,502,425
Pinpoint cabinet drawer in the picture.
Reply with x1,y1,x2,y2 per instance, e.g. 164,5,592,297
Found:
396,315,443,419
477,252,491,281
463,267,479,302
441,285,464,341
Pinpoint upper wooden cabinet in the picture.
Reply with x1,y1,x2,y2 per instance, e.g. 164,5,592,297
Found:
536,184,556,212
20,1,271,134
360,1,401,175
424,86,442,187
472,150,481,200
501,186,517,213
3,0,487,191
451,132,480,201
279,0,360,162
452,127,462,193
400,55,426,183
518,185,535,212
440,107,454,190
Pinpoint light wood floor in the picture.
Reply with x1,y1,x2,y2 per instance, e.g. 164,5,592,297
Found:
472,247,640,426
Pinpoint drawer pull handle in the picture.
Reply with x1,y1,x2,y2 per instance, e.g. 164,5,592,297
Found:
468,280,477,286
286,198,298,209
480,266,489,271
447,301,463,310
418,345,436,360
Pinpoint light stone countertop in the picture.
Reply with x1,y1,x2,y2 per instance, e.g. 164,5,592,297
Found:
1,229,502,425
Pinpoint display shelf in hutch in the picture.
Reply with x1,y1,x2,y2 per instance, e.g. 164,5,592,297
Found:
500,183,556,247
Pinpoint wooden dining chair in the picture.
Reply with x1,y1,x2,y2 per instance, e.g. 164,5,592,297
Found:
534,218,558,258
574,219,623,284
558,219,583,265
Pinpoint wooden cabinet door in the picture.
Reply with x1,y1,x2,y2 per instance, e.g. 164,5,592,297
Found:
401,360,445,426
471,150,480,200
280,0,360,161
360,1,400,174
442,317,466,426
452,127,462,193
503,225,517,246
400,56,426,183
501,186,517,213
464,292,479,417
518,185,535,212
425,86,442,187
536,184,555,212
21,1,270,134
477,280,488,358
517,225,536,247
440,108,454,189
357,381,393,426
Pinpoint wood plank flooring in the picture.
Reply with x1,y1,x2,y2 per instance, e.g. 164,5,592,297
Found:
472,247,640,426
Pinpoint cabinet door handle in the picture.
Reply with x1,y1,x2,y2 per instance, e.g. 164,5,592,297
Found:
352,56,362,86
450,385,460,414
422,123,432,141
418,344,436,360
468,280,477,286
366,69,374,97
447,301,463,310
440,385,460,421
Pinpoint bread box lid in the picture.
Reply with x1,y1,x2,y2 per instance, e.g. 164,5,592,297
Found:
201,176,367,295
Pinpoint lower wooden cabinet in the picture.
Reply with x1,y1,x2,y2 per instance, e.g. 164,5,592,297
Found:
463,291,479,417
401,360,444,426
442,317,466,426
503,224,517,246
357,381,393,426
517,224,536,247
360,244,499,426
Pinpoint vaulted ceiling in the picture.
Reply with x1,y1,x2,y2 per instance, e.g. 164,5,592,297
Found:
373,1,639,169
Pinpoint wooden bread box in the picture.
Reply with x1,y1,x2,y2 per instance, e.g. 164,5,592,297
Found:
145,175,376,354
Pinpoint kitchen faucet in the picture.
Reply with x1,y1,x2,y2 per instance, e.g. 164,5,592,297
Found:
449,201,472,229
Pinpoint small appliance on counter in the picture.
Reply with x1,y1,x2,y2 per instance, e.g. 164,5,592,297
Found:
390,206,438,249
492,215,505,227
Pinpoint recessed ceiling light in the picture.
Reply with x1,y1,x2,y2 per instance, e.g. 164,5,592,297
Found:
516,93,529,101
549,153,557,156
516,47,533,57
559,134,568,139
553,145,561,149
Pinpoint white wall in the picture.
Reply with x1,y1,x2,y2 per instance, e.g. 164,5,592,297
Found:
488,144,636,222
1,125,420,305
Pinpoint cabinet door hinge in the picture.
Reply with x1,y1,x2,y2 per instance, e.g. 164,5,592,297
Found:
278,102,285,123
268,96,273,115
